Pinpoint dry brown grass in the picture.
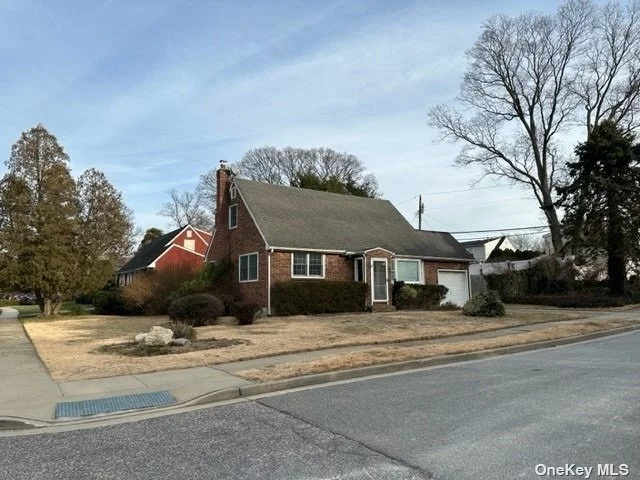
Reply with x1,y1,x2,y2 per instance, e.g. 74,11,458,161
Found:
24,308,585,381
236,320,638,382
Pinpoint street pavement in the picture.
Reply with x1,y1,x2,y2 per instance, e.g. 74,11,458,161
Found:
1,330,638,479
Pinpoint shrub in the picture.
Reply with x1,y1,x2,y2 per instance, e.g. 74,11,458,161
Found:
168,293,225,326
74,291,96,305
161,321,197,341
396,285,418,309
272,281,367,315
230,301,262,325
512,294,633,308
462,290,505,317
93,289,127,315
438,301,461,311
0,299,19,307
393,282,449,310
122,264,199,315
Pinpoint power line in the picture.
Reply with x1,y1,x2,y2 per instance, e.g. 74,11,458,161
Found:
449,225,549,234
396,184,511,206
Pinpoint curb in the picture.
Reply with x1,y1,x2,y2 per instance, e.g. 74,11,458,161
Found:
3,324,639,431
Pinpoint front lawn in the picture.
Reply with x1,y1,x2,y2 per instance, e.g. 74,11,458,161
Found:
16,302,94,319
23,307,587,382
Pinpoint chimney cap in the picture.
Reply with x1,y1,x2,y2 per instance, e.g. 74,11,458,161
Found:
219,159,229,169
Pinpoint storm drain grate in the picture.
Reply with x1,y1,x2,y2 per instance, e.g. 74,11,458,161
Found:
55,390,176,419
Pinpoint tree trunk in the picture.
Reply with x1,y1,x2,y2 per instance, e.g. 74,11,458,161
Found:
541,197,564,255
52,295,63,315
42,297,52,316
607,187,626,295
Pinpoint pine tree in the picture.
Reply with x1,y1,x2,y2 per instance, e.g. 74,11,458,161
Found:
558,121,640,295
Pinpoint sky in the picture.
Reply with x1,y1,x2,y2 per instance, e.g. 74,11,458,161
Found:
0,0,577,243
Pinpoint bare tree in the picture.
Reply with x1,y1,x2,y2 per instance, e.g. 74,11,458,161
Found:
159,188,212,231
428,0,640,254
195,169,217,222
576,1,640,137
236,146,379,196
506,233,546,252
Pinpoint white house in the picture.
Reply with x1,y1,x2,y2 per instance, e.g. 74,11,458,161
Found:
460,236,516,263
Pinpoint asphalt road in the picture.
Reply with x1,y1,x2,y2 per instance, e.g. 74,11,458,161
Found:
2,331,639,480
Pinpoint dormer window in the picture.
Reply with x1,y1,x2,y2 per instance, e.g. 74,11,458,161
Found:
229,204,238,229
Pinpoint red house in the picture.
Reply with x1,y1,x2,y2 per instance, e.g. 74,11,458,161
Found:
117,225,212,286
207,162,474,314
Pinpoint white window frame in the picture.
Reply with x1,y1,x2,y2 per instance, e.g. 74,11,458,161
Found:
394,259,423,284
239,252,259,282
186,230,193,238
183,239,195,251
230,184,237,199
370,258,389,303
291,252,325,279
229,204,238,229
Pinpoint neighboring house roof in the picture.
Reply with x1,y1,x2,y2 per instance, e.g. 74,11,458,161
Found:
459,236,505,248
117,225,211,274
233,178,474,260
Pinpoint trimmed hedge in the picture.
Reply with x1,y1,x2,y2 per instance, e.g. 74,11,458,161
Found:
168,294,225,326
93,290,127,315
272,281,367,316
393,281,449,310
512,294,635,308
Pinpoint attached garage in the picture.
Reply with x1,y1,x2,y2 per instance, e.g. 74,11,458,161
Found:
437,270,470,306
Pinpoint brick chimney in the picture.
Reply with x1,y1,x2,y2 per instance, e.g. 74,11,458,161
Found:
215,160,231,230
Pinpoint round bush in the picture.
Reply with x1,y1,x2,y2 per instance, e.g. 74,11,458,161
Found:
229,301,261,326
462,290,505,317
396,285,418,309
168,294,224,327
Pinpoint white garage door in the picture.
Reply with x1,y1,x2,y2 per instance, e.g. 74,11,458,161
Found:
437,270,469,306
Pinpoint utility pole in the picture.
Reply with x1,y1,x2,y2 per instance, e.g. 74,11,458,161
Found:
418,195,424,230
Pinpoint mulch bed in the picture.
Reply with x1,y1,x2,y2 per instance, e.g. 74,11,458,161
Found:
96,338,247,357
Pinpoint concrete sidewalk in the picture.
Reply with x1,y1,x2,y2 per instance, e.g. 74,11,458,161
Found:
1,308,639,426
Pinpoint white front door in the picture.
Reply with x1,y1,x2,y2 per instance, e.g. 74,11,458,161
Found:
437,270,470,306
371,259,388,302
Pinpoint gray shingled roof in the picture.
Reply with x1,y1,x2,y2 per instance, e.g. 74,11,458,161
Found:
117,227,184,274
234,178,473,260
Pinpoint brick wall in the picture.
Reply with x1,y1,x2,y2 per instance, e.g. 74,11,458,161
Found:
270,252,353,283
210,168,268,307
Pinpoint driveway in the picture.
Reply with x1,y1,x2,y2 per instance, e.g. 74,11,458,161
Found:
2,330,638,479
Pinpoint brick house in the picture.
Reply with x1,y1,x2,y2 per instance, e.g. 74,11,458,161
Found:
117,225,212,286
207,162,474,313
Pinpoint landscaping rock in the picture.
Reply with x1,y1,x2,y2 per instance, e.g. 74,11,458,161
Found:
143,326,174,346
170,338,192,347
134,333,147,343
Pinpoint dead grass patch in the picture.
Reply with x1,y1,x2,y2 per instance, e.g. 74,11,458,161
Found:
236,320,638,382
23,308,587,381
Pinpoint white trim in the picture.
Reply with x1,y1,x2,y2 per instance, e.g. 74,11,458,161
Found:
436,269,470,306
229,204,238,229
290,252,326,279
239,252,259,282
363,247,395,255
204,227,216,262
148,243,205,268
395,254,474,263
394,258,424,284
271,246,346,254
230,184,237,199
190,228,210,245
370,257,389,303
234,183,270,249
165,225,191,246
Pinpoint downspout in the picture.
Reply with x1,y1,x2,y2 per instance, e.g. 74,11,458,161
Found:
267,248,273,315
362,251,367,309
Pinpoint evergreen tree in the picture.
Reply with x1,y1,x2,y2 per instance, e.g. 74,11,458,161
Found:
558,121,640,295
138,228,164,250
0,125,134,315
